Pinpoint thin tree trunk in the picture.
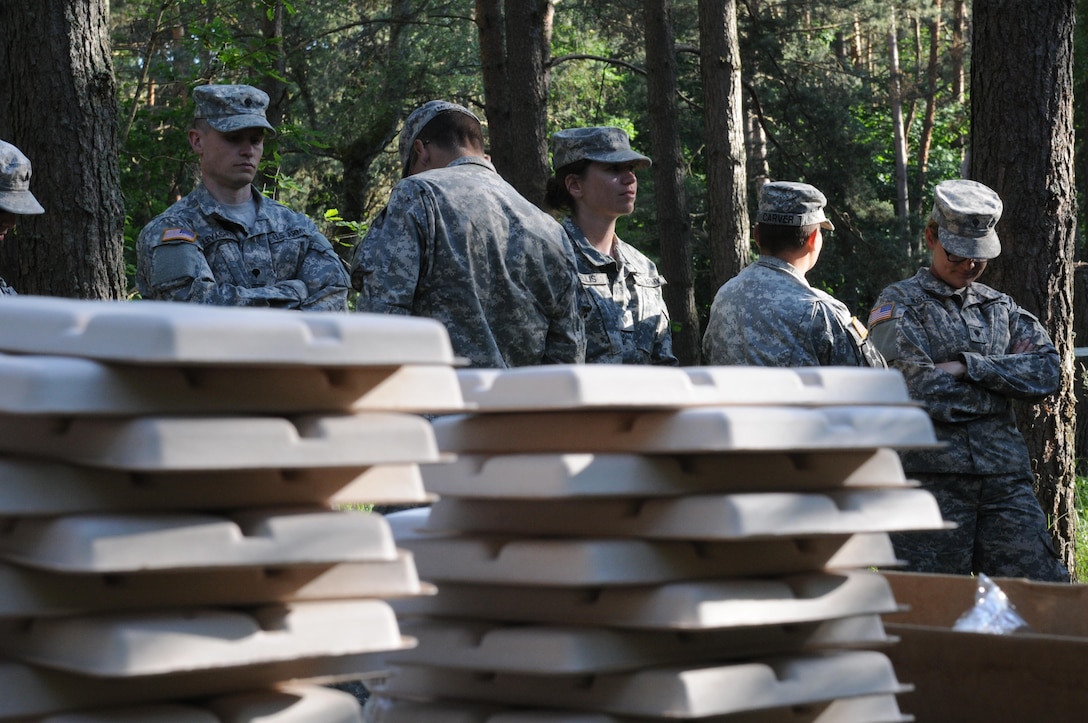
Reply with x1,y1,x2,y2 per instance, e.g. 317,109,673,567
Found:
913,0,941,219
644,0,700,365
339,0,413,222
699,0,749,291
970,0,1077,578
951,0,967,102
0,0,125,299
259,0,288,195
888,12,910,244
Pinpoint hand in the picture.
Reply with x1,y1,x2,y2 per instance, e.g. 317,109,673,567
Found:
935,360,967,378
1010,337,1037,354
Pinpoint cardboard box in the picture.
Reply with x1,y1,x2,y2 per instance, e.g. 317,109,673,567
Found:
881,571,1088,722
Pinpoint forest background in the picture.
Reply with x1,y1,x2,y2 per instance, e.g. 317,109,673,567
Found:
0,0,1086,574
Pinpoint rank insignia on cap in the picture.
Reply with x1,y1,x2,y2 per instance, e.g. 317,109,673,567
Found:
868,302,895,327
161,228,198,243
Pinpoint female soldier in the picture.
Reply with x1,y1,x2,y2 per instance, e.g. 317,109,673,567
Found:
545,126,676,365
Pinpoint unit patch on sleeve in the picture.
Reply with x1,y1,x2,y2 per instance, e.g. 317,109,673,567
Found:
161,227,198,243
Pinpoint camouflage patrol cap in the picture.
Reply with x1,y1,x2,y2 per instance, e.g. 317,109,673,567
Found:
551,126,651,171
193,84,276,134
931,179,1002,259
399,100,481,177
756,181,834,230
0,140,45,215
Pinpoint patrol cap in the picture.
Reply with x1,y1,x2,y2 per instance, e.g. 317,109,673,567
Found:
756,181,833,230
0,140,45,215
551,126,652,171
399,100,481,178
193,84,276,135
931,179,1002,260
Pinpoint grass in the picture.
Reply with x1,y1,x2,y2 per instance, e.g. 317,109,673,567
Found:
1076,475,1088,581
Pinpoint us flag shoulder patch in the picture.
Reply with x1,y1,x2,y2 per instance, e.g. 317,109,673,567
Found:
162,227,197,243
868,302,894,327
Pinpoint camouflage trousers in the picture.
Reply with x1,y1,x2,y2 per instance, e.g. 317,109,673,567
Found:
889,471,1068,582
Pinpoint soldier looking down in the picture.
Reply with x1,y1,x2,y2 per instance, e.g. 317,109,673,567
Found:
136,84,349,310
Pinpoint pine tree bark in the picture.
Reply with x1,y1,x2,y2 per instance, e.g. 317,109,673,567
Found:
644,0,701,365
970,0,1078,577
477,0,553,208
0,0,125,299
698,0,750,292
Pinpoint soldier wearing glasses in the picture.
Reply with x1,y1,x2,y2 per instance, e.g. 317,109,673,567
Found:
867,179,1067,582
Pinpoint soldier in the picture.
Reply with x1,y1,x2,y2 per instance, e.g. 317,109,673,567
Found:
0,139,45,295
701,180,885,367
350,100,585,368
867,179,1067,581
545,126,677,366
136,84,349,310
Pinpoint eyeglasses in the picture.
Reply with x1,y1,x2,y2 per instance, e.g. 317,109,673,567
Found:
942,246,987,265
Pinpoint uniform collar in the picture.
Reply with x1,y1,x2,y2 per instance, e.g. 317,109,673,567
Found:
755,254,809,285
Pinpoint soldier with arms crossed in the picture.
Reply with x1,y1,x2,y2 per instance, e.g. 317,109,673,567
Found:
137,84,349,310
868,179,1067,581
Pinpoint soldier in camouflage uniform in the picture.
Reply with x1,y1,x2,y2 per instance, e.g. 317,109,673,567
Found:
351,100,585,368
136,84,349,311
545,126,677,366
701,181,885,368
0,139,46,296
867,179,1067,581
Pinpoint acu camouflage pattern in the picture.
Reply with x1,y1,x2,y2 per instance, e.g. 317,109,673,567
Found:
192,84,276,134
888,472,1066,581
869,268,1066,581
756,181,833,230
561,217,676,366
0,139,44,215
550,127,651,170
397,100,480,177
351,156,586,368
0,278,15,296
136,183,350,310
701,256,885,367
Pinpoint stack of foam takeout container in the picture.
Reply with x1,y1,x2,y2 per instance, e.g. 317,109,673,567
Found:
0,295,464,722
365,364,949,722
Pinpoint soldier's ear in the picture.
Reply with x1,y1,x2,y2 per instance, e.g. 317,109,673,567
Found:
188,128,204,155
564,172,583,199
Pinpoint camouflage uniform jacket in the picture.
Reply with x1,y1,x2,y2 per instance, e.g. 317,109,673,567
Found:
701,255,885,368
867,268,1058,475
351,156,585,368
561,217,676,366
0,277,15,296
136,183,350,311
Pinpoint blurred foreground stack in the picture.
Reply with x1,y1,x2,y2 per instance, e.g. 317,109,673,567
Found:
0,296,463,721
368,365,949,722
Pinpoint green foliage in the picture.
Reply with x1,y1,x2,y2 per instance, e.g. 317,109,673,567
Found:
322,208,368,252
111,0,975,314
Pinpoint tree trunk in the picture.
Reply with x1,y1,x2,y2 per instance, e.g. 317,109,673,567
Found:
476,0,510,166
951,0,967,103
970,0,1078,578
644,0,700,365
0,0,125,300
913,0,941,218
888,12,910,245
339,0,413,222
499,0,553,208
698,0,750,292
259,0,288,194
